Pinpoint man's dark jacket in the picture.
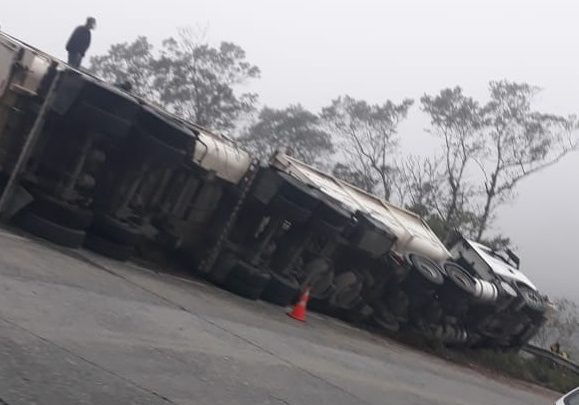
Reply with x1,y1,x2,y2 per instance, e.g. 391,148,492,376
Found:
66,26,91,56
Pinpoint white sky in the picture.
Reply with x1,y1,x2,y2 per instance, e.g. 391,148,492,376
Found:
2,0,578,300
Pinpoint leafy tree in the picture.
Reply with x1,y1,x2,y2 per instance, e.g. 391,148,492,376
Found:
420,88,484,240
395,155,443,214
88,31,260,132
321,96,413,200
474,81,577,240
420,81,577,241
155,31,260,131
331,163,377,192
89,37,159,100
239,105,333,166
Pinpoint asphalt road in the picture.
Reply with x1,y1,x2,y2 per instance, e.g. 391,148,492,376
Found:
0,228,558,405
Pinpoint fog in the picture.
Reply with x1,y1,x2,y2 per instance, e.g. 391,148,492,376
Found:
3,0,578,300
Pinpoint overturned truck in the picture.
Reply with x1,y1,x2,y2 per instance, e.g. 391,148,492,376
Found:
0,31,548,349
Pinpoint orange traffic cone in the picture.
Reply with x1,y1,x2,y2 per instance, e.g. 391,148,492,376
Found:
288,287,310,322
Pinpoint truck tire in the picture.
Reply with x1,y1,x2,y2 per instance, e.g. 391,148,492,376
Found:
18,212,85,248
342,303,374,324
384,288,410,321
443,262,478,296
516,285,545,313
28,193,93,230
442,262,499,306
84,234,134,261
405,253,444,290
208,250,240,285
372,304,400,333
308,271,335,312
90,215,142,246
261,273,300,306
329,271,363,310
223,262,271,300
309,269,335,300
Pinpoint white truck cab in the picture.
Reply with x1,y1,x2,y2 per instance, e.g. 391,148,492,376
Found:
450,237,538,292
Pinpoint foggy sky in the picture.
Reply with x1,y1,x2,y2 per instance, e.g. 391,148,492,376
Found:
2,0,578,300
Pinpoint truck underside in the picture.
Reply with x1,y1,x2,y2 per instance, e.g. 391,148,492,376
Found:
0,31,548,350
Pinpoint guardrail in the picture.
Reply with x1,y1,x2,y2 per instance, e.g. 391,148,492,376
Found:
523,344,579,375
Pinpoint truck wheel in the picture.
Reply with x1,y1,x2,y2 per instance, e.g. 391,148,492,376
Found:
516,285,545,313
208,250,240,285
343,303,374,324
443,262,478,296
261,273,300,306
84,234,133,261
372,305,400,332
28,193,93,230
308,275,335,312
385,289,410,321
223,262,271,300
329,271,363,310
18,212,85,248
309,269,334,300
405,253,444,290
90,215,142,246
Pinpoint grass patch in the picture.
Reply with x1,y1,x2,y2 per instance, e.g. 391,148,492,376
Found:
442,348,579,393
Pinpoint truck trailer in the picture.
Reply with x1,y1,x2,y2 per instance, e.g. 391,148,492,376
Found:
0,30,548,349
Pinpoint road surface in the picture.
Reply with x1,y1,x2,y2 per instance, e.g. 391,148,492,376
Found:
0,228,558,405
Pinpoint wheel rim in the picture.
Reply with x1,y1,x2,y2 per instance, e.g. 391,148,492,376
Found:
374,312,399,332
409,254,443,285
520,287,543,310
334,284,362,308
419,263,439,280
447,264,477,295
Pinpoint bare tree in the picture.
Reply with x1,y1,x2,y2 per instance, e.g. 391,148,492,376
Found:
332,163,377,193
321,96,413,200
239,105,333,166
475,81,578,240
421,88,485,240
419,82,578,242
89,36,160,101
395,155,444,214
154,29,261,132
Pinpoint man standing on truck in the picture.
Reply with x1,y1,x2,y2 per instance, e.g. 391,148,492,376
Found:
65,17,96,68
